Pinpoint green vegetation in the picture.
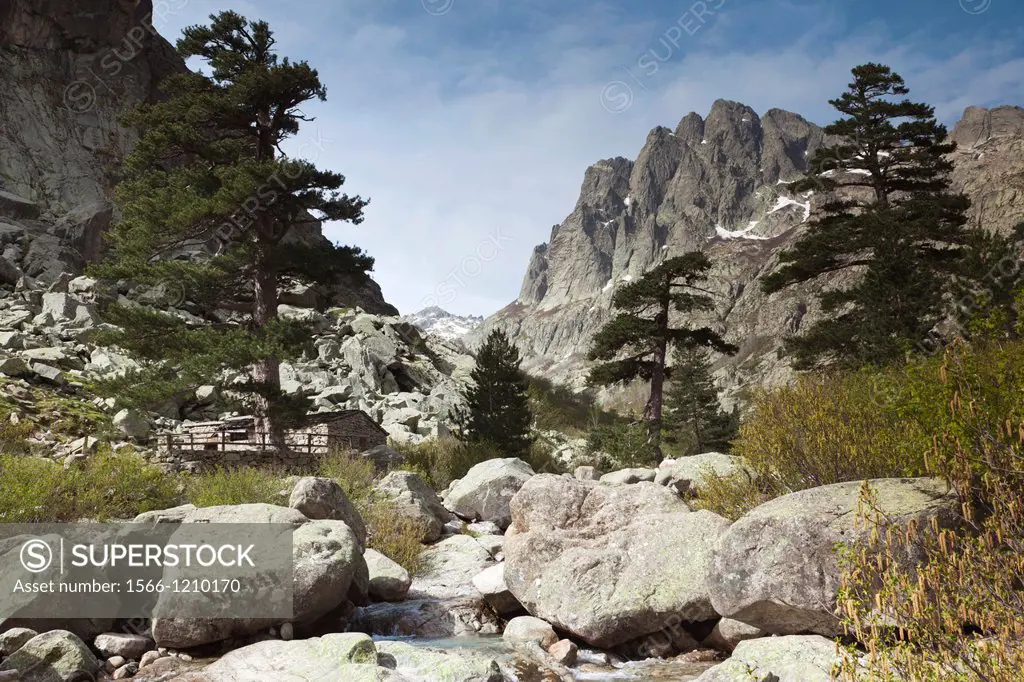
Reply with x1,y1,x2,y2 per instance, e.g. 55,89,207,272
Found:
587,252,737,456
662,346,738,456
185,466,284,507
0,450,179,522
583,420,658,469
702,338,1024,520
763,63,1015,370
837,342,1024,680
527,375,618,435
455,329,534,458
91,11,373,441
394,436,563,490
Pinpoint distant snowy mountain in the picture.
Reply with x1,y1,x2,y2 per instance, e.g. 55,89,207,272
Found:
402,306,483,341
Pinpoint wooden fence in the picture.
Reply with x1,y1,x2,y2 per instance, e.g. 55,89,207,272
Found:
162,431,343,456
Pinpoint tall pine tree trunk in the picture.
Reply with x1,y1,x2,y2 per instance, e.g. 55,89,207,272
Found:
252,240,285,449
645,293,670,459
252,113,286,450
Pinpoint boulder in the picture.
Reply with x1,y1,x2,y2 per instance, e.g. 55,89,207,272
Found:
152,507,365,649
702,618,766,653
196,633,387,680
0,356,30,377
694,635,851,682
0,630,100,682
365,549,412,602
504,475,730,649
502,616,558,650
113,408,150,441
288,477,367,550
655,453,755,495
360,444,405,473
0,627,37,657
376,471,452,542
30,363,65,384
599,467,656,485
375,640,503,682
444,458,535,529
708,477,959,636
573,465,600,481
547,639,578,666
93,632,152,660
471,563,521,615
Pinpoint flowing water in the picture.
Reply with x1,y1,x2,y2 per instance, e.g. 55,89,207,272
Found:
373,635,717,682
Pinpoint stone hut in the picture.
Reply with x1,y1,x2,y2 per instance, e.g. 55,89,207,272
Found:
158,410,388,471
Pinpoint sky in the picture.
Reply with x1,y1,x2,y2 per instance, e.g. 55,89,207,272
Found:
152,0,1024,317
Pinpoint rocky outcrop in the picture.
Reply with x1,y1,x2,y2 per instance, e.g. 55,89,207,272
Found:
472,102,1024,406
708,478,959,637
504,475,730,649
0,0,184,282
0,277,474,451
376,471,453,543
443,458,535,529
0,0,394,314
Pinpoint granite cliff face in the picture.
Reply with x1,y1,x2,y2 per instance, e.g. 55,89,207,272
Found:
472,100,1024,406
0,0,394,313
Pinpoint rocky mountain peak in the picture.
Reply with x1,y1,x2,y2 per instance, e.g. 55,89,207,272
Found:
951,104,1024,148
473,100,1024,406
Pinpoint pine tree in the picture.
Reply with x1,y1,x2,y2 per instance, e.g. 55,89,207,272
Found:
662,346,737,456
762,63,975,369
587,252,737,457
90,12,371,440
455,329,533,458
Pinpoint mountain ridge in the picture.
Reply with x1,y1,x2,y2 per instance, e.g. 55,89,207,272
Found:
471,99,1024,406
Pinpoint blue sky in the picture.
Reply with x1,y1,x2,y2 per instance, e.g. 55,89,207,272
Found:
154,0,1024,316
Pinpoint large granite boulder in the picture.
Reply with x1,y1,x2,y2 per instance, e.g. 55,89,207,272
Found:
655,452,755,495
694,635,850,682
444,458,535,529
376,471,452,543
151,506,366,649
288,476,367,550
375,640,503,682
504,475,731,648
365,549,412,602
0,630,99,682
708,477,959,636
188,633,401,681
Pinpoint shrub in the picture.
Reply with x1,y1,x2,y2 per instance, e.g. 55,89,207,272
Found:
65,450,181,520
316,449,378,506
392,437,503,490
0,451,179,522
837,341,1024,681
360,497,425,575
690,467,769,521
735,371,932,495
186,466,284,507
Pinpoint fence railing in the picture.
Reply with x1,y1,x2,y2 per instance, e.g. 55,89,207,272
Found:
162,431,347,456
